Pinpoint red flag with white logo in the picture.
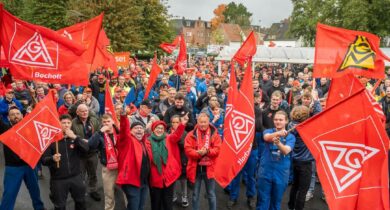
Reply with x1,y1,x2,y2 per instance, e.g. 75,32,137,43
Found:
57,13,103,66
215,60,255,188
327,73,386,124
0,89,63,168
160,35,180,54
0,9,89,85
296,89,389,210
144,53,162,100
174,34,187,75
233,31,257,66
104,81,119,127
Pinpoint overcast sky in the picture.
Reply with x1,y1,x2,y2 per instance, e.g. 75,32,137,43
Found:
166,0,293,27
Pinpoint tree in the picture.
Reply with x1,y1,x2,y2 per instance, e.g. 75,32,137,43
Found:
211,28,224,45
223,2,252,28
289,0,390,46
27,0,69,30
138,0,174,52
210,4,226,30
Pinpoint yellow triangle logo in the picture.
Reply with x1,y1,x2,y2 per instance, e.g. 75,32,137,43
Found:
338,35,376,71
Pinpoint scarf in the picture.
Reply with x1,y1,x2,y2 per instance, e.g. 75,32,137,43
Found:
149,133,168,174
104,131,118,170
197,127,212,166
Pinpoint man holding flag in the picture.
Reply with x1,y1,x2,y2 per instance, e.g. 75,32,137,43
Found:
41,114,89,210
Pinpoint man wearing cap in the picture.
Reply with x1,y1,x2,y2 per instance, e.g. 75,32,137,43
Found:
0,88,23,125
117,113,151,210
130,99,159,133
83,88,100,115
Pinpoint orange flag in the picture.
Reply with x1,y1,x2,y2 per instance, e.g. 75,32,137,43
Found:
296,89,389,210
144,53,162,100
174,34,187,75
0,90,63,168
0,9,88,85
314,23,389,79
215,60,255,187
233,31,257,66
57,13,103,66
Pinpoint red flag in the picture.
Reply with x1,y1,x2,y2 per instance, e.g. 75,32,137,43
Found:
174,34,187,75
0,46,10,68
144,53,162,100
92,29,117,75
314,23,389,79
268,41,276,47
160,36,180,54
215,60,255,187
1,9,89,85
327,73,386,123
0,90,63,168
0,9,89,85
296,89,389,210
57,13,103,66
105,81,119,127
233,31,257,66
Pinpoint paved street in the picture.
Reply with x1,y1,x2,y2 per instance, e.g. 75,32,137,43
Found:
0,144,329,210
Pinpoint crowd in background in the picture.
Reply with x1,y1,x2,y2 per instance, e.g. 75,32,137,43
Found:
0,55,389,210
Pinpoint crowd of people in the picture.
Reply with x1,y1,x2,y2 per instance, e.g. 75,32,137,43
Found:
0,56,389,210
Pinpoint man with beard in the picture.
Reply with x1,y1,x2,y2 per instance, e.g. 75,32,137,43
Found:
164,93,195,132
0,107,45,210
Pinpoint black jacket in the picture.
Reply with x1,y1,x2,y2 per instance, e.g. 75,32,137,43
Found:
42,137,89,180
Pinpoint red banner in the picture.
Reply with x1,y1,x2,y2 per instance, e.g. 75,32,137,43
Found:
296,89,389,210
215,60,255,187
0,9,89,85
0,90,63,168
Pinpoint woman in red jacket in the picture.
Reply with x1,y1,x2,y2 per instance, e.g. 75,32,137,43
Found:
184,113,222,210
117,114,150,210
146,115,188,210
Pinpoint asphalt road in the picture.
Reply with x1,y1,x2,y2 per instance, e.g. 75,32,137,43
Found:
0,144,329,210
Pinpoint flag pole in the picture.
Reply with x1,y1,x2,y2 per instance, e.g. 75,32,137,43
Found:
371,79,382,95
55,140,60,168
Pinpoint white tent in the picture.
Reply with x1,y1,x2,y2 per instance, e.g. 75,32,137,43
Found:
216,46,390,66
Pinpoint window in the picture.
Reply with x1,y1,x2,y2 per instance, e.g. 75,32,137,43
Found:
186,21,191,27
186,32,192,37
